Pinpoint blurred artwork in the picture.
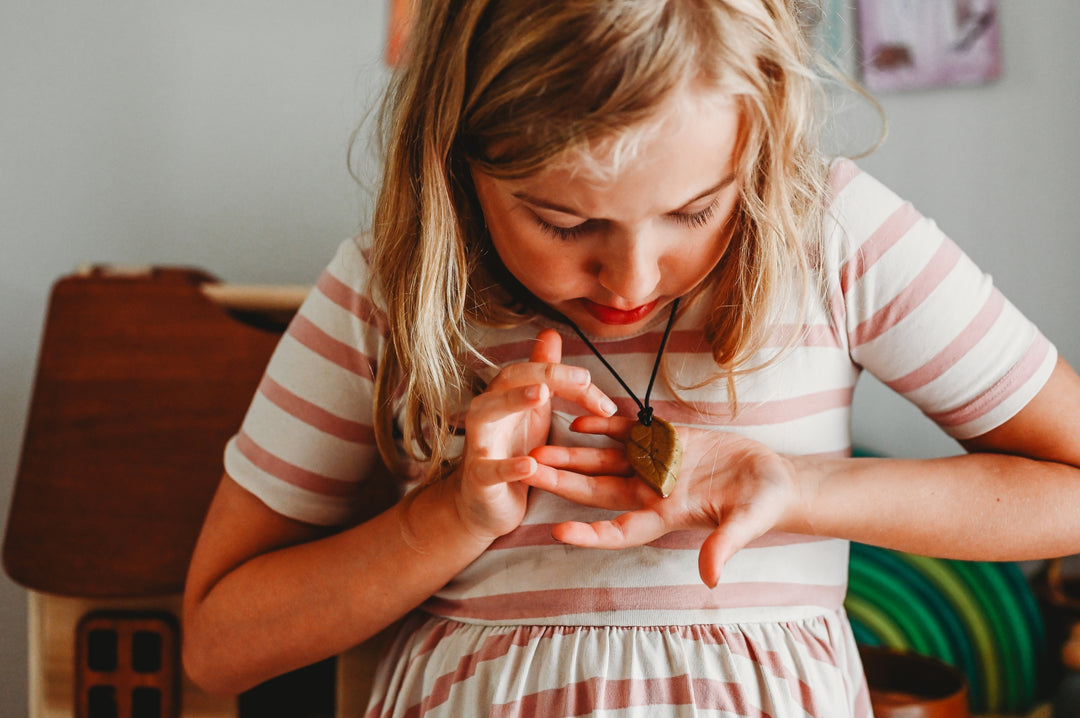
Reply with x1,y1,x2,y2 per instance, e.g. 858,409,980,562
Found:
796,0,848,62
386,0,416,66
857,0,1001,92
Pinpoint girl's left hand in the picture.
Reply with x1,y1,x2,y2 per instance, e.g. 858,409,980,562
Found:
526,415,812,588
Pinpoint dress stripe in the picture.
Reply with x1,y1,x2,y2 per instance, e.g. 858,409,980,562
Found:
839,202,922,296
886,290,1005,394
316,270,389,335
851,238,962,347
828,156,861,197
258,375,375,444
489,526,833,553
233,431,362,497
590,386,853,427
733,631,819,715
930,334,1051,427
424,582,847,622
489,676,771,718
287,315,377,379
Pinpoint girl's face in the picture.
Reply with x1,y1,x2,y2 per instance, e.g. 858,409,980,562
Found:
471,84,742,338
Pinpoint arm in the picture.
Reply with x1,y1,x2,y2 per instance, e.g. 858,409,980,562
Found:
182,329,617,695
800,355,1080,560
527,357,1080,587
181,470,491,695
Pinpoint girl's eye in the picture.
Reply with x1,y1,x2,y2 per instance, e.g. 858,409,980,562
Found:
532,197,719,239
534,216,592,240
671,199,719,229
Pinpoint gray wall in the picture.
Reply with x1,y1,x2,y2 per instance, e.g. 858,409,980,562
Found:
848,5,1080,459
2,2,1078,713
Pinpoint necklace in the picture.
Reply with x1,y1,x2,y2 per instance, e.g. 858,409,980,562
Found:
567,298,683,497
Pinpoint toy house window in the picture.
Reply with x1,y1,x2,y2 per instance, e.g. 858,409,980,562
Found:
76,612,177,718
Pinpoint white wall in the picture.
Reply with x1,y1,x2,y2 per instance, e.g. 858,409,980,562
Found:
2,2,1078,714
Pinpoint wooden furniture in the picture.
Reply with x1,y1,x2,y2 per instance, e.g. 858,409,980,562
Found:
1037,558,1080,676
2,266,382,718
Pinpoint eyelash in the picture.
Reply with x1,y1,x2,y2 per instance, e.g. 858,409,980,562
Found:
534,198,719,240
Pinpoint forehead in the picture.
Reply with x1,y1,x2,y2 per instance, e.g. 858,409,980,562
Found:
549,83,743,186
506,87,742,218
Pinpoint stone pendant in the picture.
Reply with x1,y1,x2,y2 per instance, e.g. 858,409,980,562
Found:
626,416,683,497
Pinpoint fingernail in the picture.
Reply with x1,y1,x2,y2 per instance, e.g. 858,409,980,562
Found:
600,397,617,415
570,367,589,384
525,385,541,400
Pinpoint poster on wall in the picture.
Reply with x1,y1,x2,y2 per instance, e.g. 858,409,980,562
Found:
857,0,1002,92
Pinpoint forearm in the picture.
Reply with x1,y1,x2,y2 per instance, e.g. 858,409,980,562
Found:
182,476,490,695
793,452,1080,561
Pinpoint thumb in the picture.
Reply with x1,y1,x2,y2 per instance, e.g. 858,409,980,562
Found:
697,509,762,589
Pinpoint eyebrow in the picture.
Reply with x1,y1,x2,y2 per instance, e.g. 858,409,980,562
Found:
512,174,737,217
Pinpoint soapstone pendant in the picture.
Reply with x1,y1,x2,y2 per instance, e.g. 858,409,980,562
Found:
626,416,683,497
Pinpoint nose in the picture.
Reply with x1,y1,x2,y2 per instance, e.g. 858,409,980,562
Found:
595,229,663,305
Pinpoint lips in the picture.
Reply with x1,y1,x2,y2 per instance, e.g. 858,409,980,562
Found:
581,299,659,325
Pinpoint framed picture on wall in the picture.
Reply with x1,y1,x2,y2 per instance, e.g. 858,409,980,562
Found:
797,0,848,63
857,0,1002,92
386,0,415,66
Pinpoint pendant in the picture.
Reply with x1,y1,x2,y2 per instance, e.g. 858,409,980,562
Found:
626,416,683,497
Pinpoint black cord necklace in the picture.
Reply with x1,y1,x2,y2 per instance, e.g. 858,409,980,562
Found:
567,297,683,497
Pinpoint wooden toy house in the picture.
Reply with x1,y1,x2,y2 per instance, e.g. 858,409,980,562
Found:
3,266,380,718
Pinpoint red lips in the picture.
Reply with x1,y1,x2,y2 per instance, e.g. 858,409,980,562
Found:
581,299,659,325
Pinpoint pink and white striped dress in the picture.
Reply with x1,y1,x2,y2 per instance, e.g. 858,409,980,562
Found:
224,160,1055,716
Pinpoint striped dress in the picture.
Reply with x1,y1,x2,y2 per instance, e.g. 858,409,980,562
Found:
224,160,1055,716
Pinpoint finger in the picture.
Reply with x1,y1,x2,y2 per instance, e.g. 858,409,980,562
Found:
468,383,550,428
496,362,616,418
522,464,644,511
551,509,668,550
697,507,766,589
468,455,538,488
530,328,563,365
569,414,636,440
494,361,591,394
530,445,634,476
490,341,620,419
539,363,619,418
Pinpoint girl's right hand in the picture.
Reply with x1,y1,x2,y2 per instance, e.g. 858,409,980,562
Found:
452,328,617,542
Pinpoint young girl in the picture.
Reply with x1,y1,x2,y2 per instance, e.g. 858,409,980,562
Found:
183,1,1080,715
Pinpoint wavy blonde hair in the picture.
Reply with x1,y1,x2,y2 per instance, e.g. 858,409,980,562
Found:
370,0,829,475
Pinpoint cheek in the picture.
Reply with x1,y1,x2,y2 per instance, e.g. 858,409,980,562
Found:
489,222,541,271
671,229,731,282
488,221,572,290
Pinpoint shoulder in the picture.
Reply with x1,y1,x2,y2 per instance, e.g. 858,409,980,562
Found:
819,159,940,281
323,235,379,301
823,159,914,242
308,236,389,337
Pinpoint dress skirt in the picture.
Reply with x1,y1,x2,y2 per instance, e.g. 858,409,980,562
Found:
362,608,872,717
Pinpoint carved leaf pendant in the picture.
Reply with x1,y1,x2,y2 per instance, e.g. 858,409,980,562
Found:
626,416,683,497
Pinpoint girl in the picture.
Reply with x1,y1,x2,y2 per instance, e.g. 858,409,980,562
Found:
183,1,1080,715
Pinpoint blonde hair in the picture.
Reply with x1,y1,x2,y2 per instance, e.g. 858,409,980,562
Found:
370,0,829,475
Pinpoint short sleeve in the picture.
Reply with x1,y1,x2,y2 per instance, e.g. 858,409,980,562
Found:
223,237,390,525
827,160,1056,440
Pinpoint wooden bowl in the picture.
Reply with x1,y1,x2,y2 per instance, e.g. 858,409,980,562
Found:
860,645,969,718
